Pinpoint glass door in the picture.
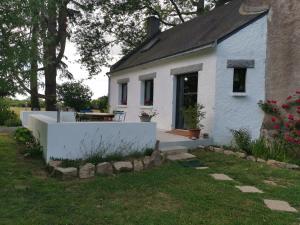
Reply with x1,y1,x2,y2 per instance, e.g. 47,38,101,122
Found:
175,73,198,129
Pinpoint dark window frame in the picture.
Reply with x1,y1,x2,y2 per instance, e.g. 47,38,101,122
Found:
120,83,128,105
233,68,247,93
144,79,154,106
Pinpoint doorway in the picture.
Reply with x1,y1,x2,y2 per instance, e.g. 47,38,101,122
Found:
175,73,198,129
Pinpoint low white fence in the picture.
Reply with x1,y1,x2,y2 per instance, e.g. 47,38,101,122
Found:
27,114,156,162
21,111,76,127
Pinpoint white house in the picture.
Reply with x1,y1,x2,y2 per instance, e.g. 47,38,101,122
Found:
108,0,268,145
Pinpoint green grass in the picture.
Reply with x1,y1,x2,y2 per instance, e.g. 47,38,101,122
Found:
1,134,300,225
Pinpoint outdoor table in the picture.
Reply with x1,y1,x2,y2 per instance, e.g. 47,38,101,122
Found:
76,113,115,122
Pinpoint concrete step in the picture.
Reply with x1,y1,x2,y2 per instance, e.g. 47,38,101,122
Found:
160,146,188,155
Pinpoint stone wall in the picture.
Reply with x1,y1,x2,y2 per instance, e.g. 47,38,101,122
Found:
241,0,300,102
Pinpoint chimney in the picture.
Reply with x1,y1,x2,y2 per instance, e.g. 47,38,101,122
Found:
146,16,160,39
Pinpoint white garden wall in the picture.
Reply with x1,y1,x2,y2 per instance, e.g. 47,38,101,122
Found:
21,111,76,127
213,15,267,144
27,114,156,163
109,48,217,134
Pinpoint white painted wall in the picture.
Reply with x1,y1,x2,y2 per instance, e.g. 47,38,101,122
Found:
28,114,156,162
213,16,267,144
109,48,217,134
21,111,76,127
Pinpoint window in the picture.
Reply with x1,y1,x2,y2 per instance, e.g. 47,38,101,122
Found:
144,79,154,106
233,68,247,93
120,83,128,105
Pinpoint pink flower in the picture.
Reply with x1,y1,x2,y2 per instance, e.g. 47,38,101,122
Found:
271,117,277,122
271,100,277,104
274,124,280,130
285,134,295,143
287,95,293,100
288,114,294,120
296,130,300,136
296,91,300,94
296,99,300,103
282,104,290,109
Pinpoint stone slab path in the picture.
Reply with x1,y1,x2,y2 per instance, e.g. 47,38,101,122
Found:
264,199,298,212
195,167,209,170
210,173,233,181
166,153,196,161
236,186,263,193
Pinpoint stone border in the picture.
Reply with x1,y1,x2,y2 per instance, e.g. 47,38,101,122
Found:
207,146,299,170
48,149,166,180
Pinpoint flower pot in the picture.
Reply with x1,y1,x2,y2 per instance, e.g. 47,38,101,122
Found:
188,129,200,139
139,116,151,122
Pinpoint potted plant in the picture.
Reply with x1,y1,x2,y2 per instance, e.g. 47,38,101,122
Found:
182,104,206,139
139,110,158,122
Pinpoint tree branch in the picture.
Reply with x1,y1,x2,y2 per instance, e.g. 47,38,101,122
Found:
169,0,185,23
14,74,45,98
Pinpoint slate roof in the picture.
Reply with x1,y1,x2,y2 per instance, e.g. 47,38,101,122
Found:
110,0,267,73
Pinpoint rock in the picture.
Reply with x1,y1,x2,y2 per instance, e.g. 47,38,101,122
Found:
223,150,235,155
113,161,133,172
198,145,205,149
54,167,77,180
160,152,167,163
143,156,152,169
24,153,30,158
133,160,144,172
150,150,163,167
96,162,113,175
257,158,266,163
235,152,247,159
246,156,257,162
266,160,287,168
208,146,215,151
79,163,95,179
214,147,224,153
48,160,62,173
285,163,299,170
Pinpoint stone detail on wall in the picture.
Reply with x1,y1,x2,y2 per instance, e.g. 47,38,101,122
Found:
170,63,203,75
227,59,255,68
117,78,130,84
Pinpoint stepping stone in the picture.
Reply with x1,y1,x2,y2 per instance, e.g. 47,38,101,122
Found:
166,153,196,161
195,167,209,170
236,186,263,193
264,199,297,212
210,173,233,181
160,146,188,155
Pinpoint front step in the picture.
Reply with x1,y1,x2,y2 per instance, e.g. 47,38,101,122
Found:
159,146,188,155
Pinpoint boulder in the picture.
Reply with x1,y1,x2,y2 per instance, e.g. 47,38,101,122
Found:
214,147,224,153
266,160,287,168
96,162,113,175
223,150,235,155
133,160,144,172
285,163,300,170
113,161,133,172
246,156,257,162
257,158,266,163
235,152,247,159
48,160,62,173
143,156,152,169
79,163,95,179
150,150,163,167
54,167,77,180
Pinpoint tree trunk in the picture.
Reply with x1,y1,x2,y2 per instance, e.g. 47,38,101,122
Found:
44,0,57,111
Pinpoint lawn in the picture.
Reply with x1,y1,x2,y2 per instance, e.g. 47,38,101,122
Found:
1,134,300,225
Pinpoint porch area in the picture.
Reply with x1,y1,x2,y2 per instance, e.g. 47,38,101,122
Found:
157,129,212,150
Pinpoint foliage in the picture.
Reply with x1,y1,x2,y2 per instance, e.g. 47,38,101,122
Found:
14,127,42,158
230,128,252,154
182,104,206,129
139,110,158,119
259,91,300,146
58,81,93,112
0,98,21,126
90,96,109,112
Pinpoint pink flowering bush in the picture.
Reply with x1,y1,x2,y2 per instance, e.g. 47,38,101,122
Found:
258,91,300,145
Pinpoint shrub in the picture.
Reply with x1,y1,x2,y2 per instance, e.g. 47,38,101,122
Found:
182,104,206,129
14,127,43,158
230,128,252,154
0,98,22,126
250,138,269,159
